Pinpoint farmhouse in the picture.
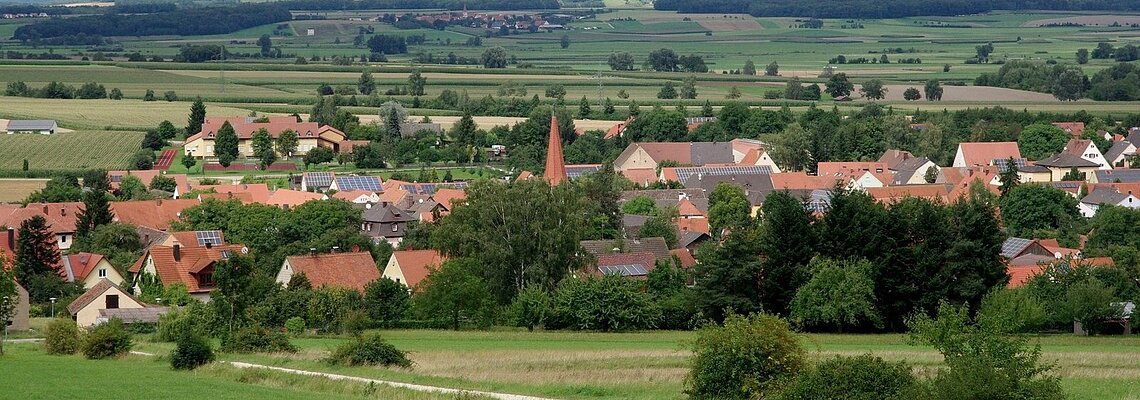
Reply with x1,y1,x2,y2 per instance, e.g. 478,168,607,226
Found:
183,116,347,159
382,249,445,289
0,203,82,250
613,142,734,171
67,279,166,328
275,250,379,293
4,119,58,134
129,242,247,302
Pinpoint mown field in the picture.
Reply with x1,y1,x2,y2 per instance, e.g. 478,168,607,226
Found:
122,329,1140,400
0,97,255,131
0,131,144,171
0,344,484,400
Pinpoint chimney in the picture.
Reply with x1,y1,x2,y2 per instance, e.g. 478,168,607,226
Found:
310,248,317,256
156,199,163,206
173,244,181,262
60,207,65,216
144,233,150,244
6,227,13,250
42,204,48,214
205,242,212,249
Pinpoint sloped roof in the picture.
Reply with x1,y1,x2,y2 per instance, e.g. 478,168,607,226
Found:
1061,139,1094,157
957,142,1021,166
129,244,246,293
332,190,378,202
678,231,711,249
581,237,671,263
268,189,326,209
363,203,416,224
1034,153,1100,168
770,172,838,190
1007,265,1047,288
878,149,916,170
1053,122,1084,138
186,116,345,143
6,120,56,131
671,248,697,269
199,191,254,204
100,307,169,324
391,249,445,289
677,218,711,235
1096,169,1140,183
110,199,199,230
1104,141,1136,163
431,188,466,209
593,252,656,277
61,252,106,282
544,114,567,185
108,170,161,190
867,185,950,204
285,251,378,293
1081,187,1128,205
67,279,143,315
0,202,83,234
620,168,659,186
616,142,734,166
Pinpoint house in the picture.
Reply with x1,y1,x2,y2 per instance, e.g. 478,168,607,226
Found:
183,116,347,159
879,150,941,185
737,148,782,173
0,202,83,250
580,237,672,265
613,142,734,171
1079,187,1140,217
110,199,200,231
1095,169,1140,184
129,242,247,302
952,142,1021,168
1053,122,1085,140
361,204,417,246
276,250,379,293
817,162,892,190
620,168,660,186
67,279,166,328
107,170,161,190
993,158,1052,183
301,171,335,192
1103,140,1136,168
331,175,383,192
1001,237,1054,260
1061,139,1111,170
684,174,772,213
1033,153,1100,181
590,252,657,279
678,231,711,254
604,116,634,139
333,190,381,204
60,252,125,289
5,119,58,134
267,189,327,209
382,250,445,289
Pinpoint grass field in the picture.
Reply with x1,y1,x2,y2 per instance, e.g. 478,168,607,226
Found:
126,330,1140,400
0,97,254,131
0,344,486,400
0,131,144,171
0,179,47,202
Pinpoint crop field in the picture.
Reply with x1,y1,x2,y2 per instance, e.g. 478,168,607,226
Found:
125,330,1140,400
0,179,47,202
0,344,481,400
0,97,254,130
0,131,144,171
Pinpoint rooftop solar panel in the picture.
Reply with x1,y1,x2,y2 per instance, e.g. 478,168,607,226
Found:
1000,237,1032,258
195,231,223,246
305,172,334,188
336,176,383,192
673,165,772,184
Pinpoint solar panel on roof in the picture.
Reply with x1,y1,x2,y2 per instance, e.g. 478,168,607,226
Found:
1000,238,1032,258
195,231,223,246
599,264,648,276
673,165,772,184
992,158,1027,172
336,176,383,192
305,172,334,188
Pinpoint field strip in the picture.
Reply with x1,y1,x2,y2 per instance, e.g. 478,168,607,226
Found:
130,351,555,400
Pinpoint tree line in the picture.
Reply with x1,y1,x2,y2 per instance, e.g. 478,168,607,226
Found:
654,0,1140,18
12,4,291,41
278,0,558,11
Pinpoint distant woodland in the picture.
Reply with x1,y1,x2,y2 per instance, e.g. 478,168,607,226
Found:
11,4,292,40
654,0,1140,18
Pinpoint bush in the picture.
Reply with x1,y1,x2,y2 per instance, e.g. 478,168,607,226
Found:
339,309,373,335
285,317,306,336
686,313,805,399
81,318,133,359
220,326,297,353
775,354,916,400
154,304,213,342
325,333,412,368
170,334,214,370
978,287,1047,333
508,285,549,331
547,275,660,331
44,317,82,355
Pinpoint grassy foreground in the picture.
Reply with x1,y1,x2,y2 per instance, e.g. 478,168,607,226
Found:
0,343,486,400
126,329,1140,400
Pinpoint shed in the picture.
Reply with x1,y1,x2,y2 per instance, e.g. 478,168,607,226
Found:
5,120,58,134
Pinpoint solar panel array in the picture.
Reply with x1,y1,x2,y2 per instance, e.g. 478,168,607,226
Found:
195,231,223,247
566,165,603,180
400,182,469,195
335,176,383,192
599,264,648,276
1000,237,1032,258
673,165,772,184
992,158,1027,172
305,172,334,188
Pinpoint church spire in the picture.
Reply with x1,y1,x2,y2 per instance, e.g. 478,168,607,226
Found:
543,113,567,186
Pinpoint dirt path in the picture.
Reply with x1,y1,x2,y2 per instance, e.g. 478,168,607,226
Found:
130,351,555,400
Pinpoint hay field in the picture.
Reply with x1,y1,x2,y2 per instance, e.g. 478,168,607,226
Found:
0,179,48,203
0,98,253,130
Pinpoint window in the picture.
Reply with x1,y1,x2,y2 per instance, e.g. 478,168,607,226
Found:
61,235,67,243
207,132,215,138
199,273,214,287
392,224,399,232
98,269,107,278
105,294,119,309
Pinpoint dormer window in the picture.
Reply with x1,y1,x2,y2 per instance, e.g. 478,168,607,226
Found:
306,131,313,137
208,132,215,138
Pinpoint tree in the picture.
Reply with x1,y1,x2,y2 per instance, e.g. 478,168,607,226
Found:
149,175,176,192
257,34,272,57
560,34,570,49
275,129,298,159
607,52,635,71
717,102,750,133
548,275,659,331
791,258,881,332
186,97,206,137
1076,48,1089,64
825,73,854,98
1052,68,1086,101
743,59,756,76
923,80,944,101
765,61,780,76
622,196,657,215
578,96,591,119
141,129,166,151
726,86,742,99
15,216,65,303
303,146,335,168
686,312,805,399
509,286,549,331
975,42,995,62
756,191,815,315
657,82,678,99
251,128,276,170
214,121,239,168
923,166,939,184
407,70,426,96
680,75,698,99
481,47,508,68
640,213,678,248
414,258,494,330
118,175,149,200
366,34,406,54
164,91,178,102
859,79,887,100
708,182,752,234
131,150,154,170
108,88,123,100
544,84,566,100
769,123,812,171
1017,123,1069,160
181,154,197,171
603,97,615,116
75,189,113,238
694,227,764,321
1062,278,1121,335
144,89,156,101
903,87,921,101
0,263,16,355
156,120,179,140
358,70,375,95
647,48,680,72
999,184,1080,237
363,278,410,328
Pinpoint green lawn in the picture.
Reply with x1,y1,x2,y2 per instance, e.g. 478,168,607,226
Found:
128,330,1140,400
0,343,482,400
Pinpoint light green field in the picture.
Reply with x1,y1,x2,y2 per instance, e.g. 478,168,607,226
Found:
0,131,144,171
0,344,485,400
126,329,1140,400
0,97,254,130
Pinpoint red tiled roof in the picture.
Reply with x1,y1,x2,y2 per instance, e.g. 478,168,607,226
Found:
391,249,445,289
199,191,254,204
110,199,200,231
285,251,379,293
431,188,466,209
677,199,705,217
544,114,567,185
129,243,245,293
676,218,710,235
1007,265,1046,288
957,142,1021,166
671,248,697,269
0,202,83,234
185,117,345,143
596,251,656,268
108,170,161,190
1062,139,1093,158
62,252,105,282
605,117,634,139
867,185,950,204
1053,122,1085,139
268,189,325,209
770,172,838,190
197,183,271,204
621,168,659,186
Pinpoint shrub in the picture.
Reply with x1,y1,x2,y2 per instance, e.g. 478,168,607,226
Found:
325,333,412,368
81,318,133,359
220,326,298,353
508,285,549,331
686,313,805,399
154,304,213,342
547,275,660,331
775,354,916,400
170,334,214,370
978,287,1047,333
44,317,81,355
285,317,306,336
339,309,373,335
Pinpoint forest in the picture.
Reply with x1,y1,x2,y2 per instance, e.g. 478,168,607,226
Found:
277,0,559,11
10,4,292,41
654,0,1140,18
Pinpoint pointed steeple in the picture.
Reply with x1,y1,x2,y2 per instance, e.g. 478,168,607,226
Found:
543,113,567,186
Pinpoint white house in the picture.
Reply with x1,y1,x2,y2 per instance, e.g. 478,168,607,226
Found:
1062,139,1111,170
1078,187,1140,217
66,279,158,327
1104,141,1136,168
